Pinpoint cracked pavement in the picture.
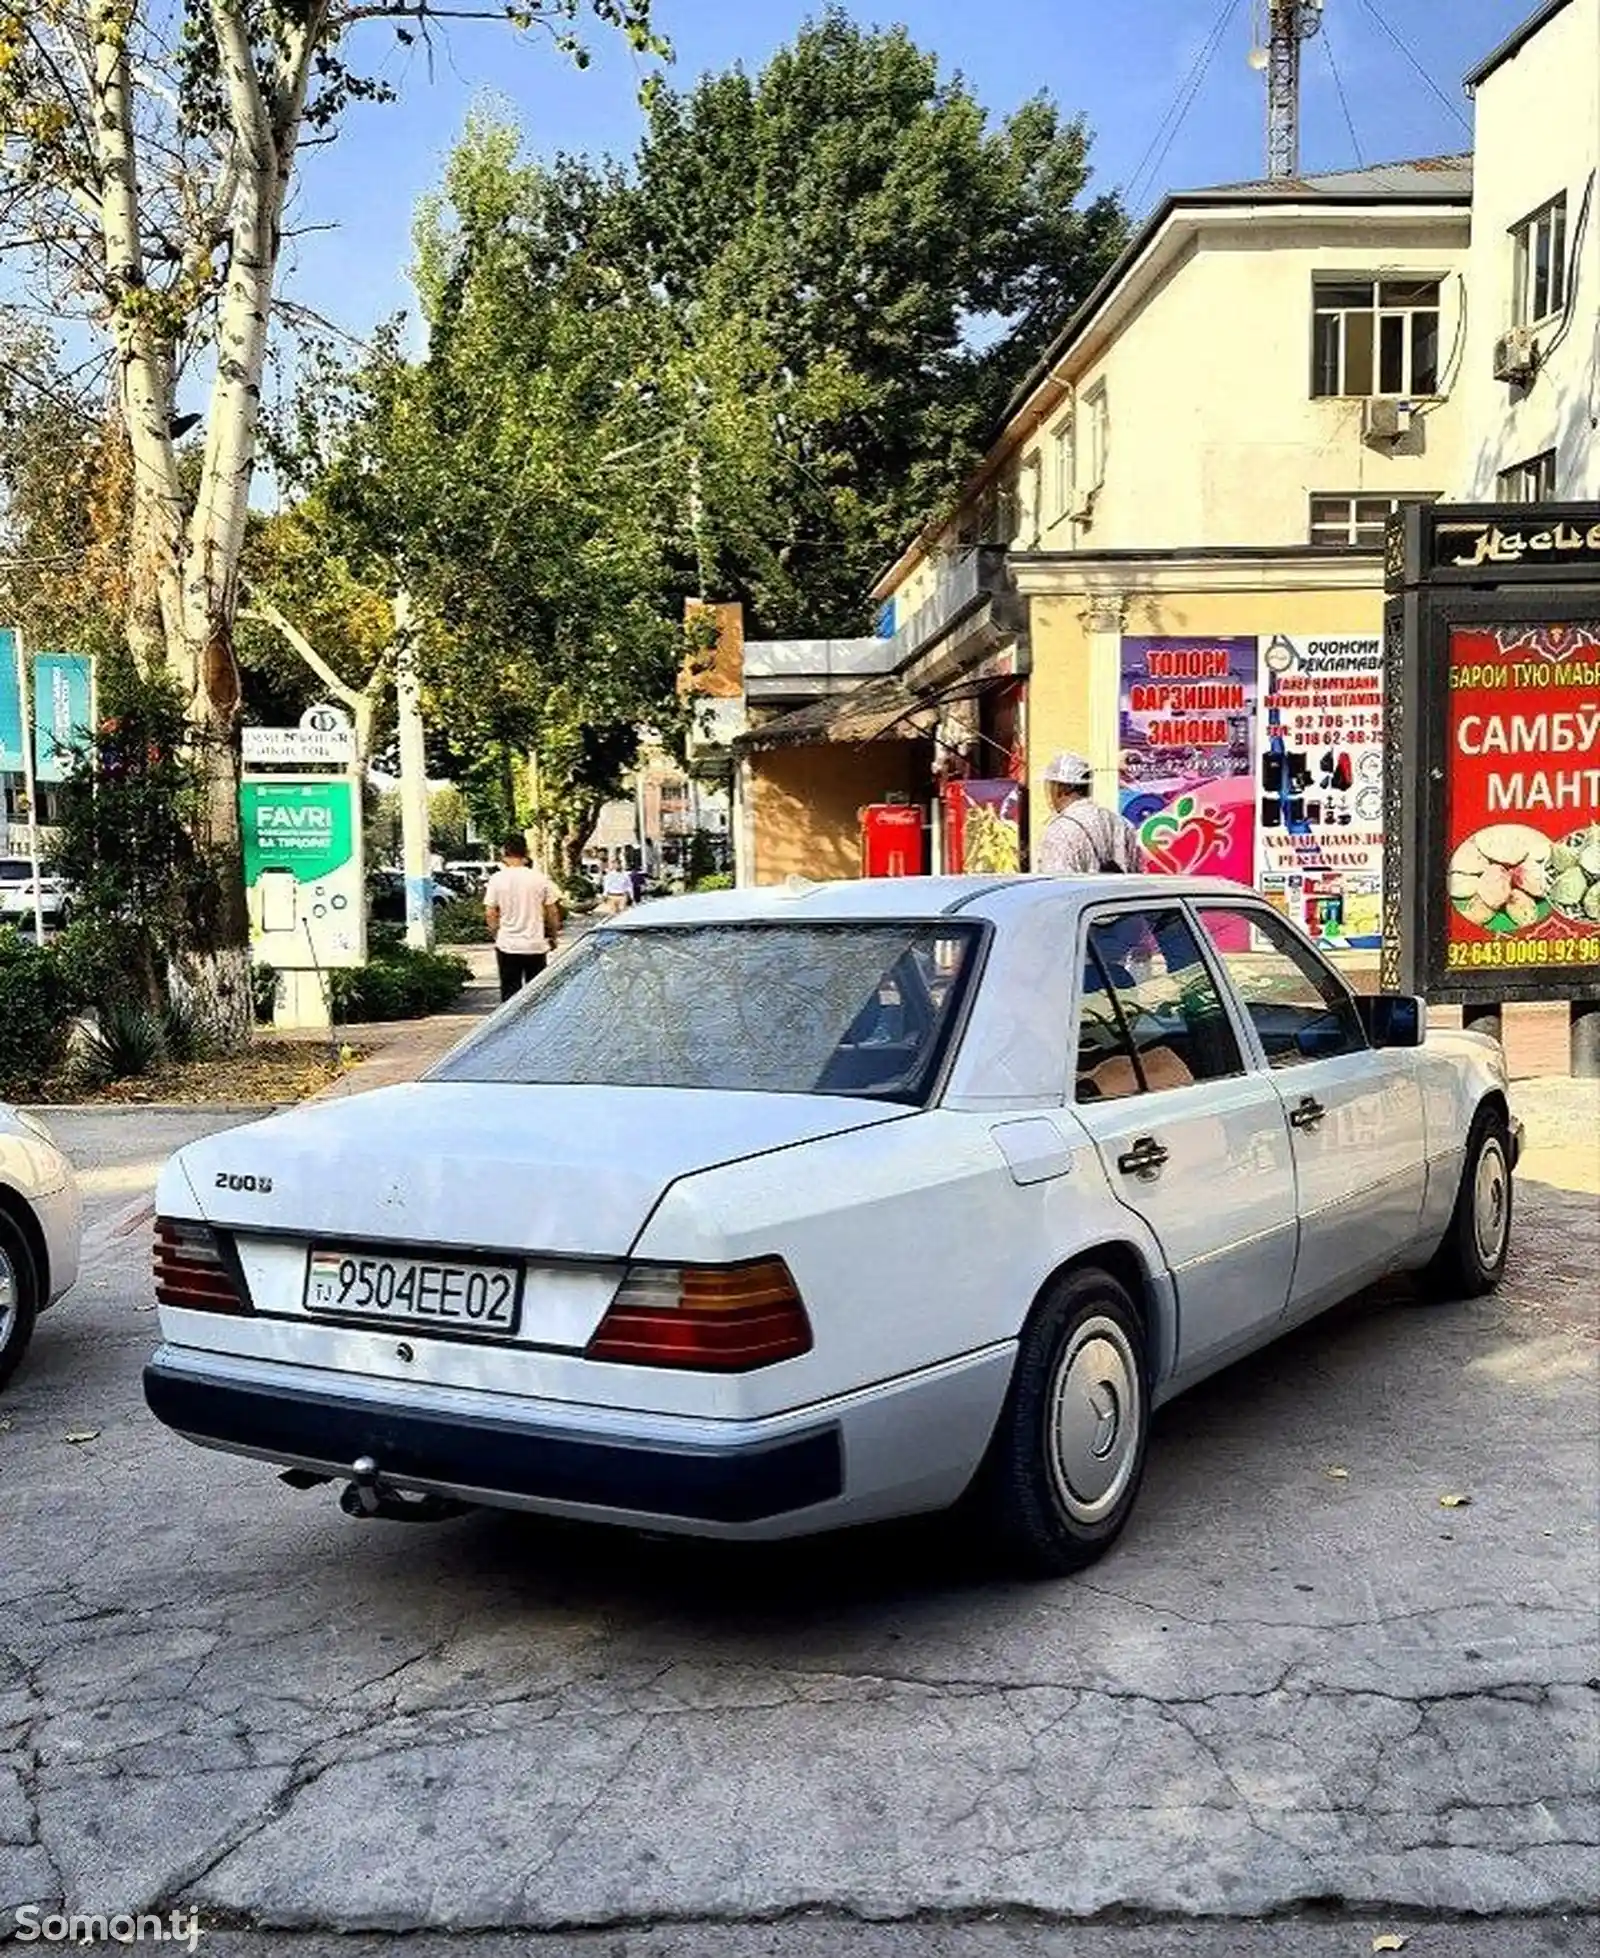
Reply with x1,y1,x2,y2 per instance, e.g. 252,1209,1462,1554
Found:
1,1108,1595,1952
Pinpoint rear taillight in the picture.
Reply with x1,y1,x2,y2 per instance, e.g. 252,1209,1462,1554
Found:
585,1258,812,1371
153,1218,250,1314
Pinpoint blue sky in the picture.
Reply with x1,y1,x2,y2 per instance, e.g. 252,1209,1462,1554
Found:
286,0,1533,342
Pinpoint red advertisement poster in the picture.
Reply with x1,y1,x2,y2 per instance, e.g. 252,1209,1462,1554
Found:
1119,637,1256,882
1445,623,1600,979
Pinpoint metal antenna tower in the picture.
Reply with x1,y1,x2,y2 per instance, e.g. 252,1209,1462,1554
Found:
1250,0,1324,179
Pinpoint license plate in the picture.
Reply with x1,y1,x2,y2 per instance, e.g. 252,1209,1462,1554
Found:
304,1248,522,1336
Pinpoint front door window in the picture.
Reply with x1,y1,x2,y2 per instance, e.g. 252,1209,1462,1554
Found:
1193,907,1367,1068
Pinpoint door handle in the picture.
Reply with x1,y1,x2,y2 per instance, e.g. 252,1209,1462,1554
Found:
1117,1136,1170,1176
1289,1096,1326,1131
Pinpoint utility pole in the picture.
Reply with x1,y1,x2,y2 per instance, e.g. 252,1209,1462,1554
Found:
394,591,434,950
1256,0,1323,180
16,631,45,943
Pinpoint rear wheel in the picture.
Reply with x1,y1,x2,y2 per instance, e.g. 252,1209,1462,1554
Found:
1422,1103,1513,1300
977,1266,1150,1577
0,1213,39,1393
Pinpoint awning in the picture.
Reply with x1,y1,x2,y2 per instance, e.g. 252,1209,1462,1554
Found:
734,674,935,754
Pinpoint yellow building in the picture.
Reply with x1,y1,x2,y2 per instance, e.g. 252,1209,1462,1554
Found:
744,155,1474,948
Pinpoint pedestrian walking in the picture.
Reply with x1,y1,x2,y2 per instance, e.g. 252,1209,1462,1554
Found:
1032,752,1143,876
484,835,563,1002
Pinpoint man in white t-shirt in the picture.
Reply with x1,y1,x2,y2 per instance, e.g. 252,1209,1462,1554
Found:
483,835,563,1001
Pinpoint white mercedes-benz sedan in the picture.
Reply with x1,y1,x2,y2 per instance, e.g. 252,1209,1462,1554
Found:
144,876,1519,1574
0,1104,83,1391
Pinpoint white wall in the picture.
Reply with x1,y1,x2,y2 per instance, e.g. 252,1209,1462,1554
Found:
1460,0,1600,499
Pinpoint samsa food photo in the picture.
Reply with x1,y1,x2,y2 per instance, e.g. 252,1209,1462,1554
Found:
1545,824,1600,924
1448,823,1553,932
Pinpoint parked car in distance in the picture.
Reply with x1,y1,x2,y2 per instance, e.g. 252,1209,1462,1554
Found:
0,858,73,935
0,1105,83,1390
144,875,1519,1574
367,868,461,924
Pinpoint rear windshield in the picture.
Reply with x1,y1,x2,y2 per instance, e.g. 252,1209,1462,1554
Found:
433,921,982,1103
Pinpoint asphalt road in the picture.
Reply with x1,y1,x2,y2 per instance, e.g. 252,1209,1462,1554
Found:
2,1107,1596,1955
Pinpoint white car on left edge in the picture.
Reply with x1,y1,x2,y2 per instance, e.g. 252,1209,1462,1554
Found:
0,1106,83,1390
142,875,1519,1576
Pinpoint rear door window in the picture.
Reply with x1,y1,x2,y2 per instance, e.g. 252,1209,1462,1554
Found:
1075,909,1244,1102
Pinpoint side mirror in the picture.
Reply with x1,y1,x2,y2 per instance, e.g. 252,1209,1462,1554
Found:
1357,993,1426,1048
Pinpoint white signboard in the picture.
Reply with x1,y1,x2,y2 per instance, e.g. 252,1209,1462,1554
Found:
1254,635,1386,949
242,702,356,769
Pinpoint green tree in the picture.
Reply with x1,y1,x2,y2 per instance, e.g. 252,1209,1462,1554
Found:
281,123,693,871
0,0,661,1037
626,7,1128,631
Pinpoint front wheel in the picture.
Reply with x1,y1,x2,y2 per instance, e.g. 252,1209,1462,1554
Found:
976,1267,1150,1577
1422,1103,1513,1300
0,1214,40,1393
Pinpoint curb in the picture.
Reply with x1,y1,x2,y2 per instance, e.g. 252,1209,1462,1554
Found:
22,1102,290,1118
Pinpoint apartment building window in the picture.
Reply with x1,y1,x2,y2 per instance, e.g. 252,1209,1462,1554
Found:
1308,492,1440,548
1496,450,1558,503
1312,278,1441,398
1511,195,1568,326
1083,385,1108,489
1052,421,1075,519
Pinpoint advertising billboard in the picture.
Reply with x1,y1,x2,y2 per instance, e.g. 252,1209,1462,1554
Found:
0,629,24,774
1442,622,1600,983
240,776,364,970
1118,636,1257,882
32,653,94,783
1255,634,1386,948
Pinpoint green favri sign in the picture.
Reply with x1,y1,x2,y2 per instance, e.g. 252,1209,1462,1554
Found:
241,779,355,884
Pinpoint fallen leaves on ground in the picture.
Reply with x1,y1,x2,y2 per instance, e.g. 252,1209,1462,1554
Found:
62,1429,100,1445
1373,1936,1410,1952
1326,1465,1350,1479
42,1042,365,1108
1439,1493,1473,1508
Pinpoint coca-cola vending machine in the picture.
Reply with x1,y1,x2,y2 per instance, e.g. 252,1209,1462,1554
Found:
860,802,925,878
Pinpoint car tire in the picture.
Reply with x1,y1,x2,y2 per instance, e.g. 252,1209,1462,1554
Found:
0,1213,40,1393
1421,1102,1513,1301
977,1266,1150,1577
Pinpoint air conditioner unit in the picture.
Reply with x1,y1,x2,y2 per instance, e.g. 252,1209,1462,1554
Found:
1362,398,1415,443
1493,326,1539,384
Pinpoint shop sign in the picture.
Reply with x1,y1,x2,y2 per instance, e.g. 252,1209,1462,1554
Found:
0,629,23,774
1434,516,1600,575
240,775,364,970
242,702,356,768
1442,622,1600,981
1254,635,1385,948
1118,636,1257,882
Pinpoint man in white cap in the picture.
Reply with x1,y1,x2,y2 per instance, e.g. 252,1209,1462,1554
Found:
1033,752,1144,876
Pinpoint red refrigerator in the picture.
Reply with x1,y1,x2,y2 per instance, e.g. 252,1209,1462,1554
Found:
860,803,925,878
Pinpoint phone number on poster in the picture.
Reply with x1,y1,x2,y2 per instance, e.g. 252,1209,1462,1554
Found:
1447,936,1600,969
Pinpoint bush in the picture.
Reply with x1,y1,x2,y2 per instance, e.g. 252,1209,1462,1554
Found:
433,897,490,945
0,929,71,1098
691,872,735,893
73,1001,169,1086
330,944,470,1023
51,916,151,1013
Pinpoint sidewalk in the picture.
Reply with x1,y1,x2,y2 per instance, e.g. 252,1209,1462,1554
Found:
315,942,500,1099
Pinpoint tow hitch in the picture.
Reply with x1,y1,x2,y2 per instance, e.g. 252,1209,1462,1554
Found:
337,1455,471,1523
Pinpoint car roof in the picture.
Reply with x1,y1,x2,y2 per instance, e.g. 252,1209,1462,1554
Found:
608,874,1262,928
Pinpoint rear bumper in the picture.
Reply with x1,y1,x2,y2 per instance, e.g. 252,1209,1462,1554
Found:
143,1341,1014,1539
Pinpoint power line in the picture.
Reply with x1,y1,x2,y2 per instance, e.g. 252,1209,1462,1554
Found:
1124,0,1247,213
1357,0,1472,136
1321,15,1366,166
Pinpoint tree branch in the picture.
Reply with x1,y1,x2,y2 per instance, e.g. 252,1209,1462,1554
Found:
206,0,273,168
241,596,364,708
